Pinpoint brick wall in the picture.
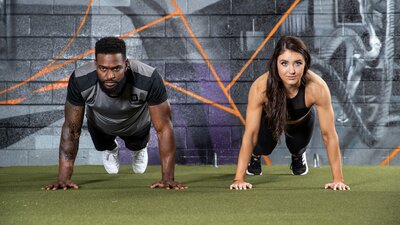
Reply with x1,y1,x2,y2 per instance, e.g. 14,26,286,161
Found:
0,0,399,166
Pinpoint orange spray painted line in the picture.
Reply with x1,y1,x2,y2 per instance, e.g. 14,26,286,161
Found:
0,0,93,96
380,146,400,166
226,0,301,91
164,81,240,117
169,0,245,124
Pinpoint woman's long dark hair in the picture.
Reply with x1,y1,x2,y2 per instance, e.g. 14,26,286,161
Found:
266,36,311,141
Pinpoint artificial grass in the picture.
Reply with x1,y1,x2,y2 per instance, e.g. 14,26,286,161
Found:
0,165,399,225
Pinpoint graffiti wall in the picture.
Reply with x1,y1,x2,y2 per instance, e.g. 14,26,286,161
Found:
0,0,399,166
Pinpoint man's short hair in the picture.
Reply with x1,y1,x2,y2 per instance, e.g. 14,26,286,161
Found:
95,37,127,59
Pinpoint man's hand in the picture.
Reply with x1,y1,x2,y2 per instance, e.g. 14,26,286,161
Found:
324,181,350,191
150,180,187,190
42,180,79,191
230,180,252,190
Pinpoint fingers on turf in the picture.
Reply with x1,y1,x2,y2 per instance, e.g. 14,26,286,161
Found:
150,182,187,190
175,184,187,190
42,184,56,191
324,182,350,191
42,182,79,191
68,182,79,189
168,183,187,190
230,183,252,190
150,183,161,189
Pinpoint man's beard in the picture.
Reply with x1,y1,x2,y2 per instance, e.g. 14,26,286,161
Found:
99,73,127,97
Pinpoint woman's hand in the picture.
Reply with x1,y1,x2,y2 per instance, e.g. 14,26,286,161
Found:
230,180,253,190
324,181,350,191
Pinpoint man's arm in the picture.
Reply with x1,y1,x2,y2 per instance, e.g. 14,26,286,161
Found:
148,100,186,190
43,101,84,190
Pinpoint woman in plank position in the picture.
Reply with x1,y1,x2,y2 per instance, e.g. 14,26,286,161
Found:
230,36,350,191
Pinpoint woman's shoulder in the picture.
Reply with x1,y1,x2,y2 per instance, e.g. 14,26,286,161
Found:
305,70,330,102
248,72,268,103
252,72,268,92
305,70,328,89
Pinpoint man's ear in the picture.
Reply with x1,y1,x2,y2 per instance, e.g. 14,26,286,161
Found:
125,59,129,71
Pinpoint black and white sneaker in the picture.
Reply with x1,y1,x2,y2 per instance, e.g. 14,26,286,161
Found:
290,152,308,175
246,155,262,176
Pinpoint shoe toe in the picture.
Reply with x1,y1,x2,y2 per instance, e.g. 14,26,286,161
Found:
105,167,119,174
132,167,146,174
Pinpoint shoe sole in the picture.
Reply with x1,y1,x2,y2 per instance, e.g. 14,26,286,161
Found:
246,170,262,176
105,170,118,174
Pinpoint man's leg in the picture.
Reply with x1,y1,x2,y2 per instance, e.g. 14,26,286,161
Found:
121,125,150,174
87,121,119,174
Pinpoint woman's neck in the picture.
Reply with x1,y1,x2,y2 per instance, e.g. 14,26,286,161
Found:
284,82,301,98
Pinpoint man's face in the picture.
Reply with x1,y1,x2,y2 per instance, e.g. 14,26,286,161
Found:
95,53,128,96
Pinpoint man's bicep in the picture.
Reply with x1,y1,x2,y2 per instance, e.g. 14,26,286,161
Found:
148,101,172,131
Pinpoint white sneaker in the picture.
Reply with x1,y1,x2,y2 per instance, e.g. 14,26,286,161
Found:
131,147,148,174
102,141,119,174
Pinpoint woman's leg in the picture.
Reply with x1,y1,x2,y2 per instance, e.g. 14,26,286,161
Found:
247,112,278,175
285,110,315,175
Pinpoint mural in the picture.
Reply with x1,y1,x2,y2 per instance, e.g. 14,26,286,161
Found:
308,0,399,165
0,0,398,166
0,0,5,66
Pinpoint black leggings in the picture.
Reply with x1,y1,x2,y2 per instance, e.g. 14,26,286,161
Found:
253,109,315,156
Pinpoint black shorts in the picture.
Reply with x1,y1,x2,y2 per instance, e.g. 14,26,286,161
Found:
87,121,150,151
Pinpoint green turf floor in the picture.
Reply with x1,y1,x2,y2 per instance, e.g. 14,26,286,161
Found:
0,165,399,225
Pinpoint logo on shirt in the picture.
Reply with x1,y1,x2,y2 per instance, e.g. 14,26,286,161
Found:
130,93,146,104
131,94,138,102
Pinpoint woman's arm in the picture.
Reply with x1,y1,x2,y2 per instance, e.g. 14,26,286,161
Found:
230,74,266,190
311,74,350,190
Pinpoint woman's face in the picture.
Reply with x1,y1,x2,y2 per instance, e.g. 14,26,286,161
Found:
277,50,305,87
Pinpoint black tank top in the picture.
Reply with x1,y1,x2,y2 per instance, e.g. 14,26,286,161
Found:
287,83,310,121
